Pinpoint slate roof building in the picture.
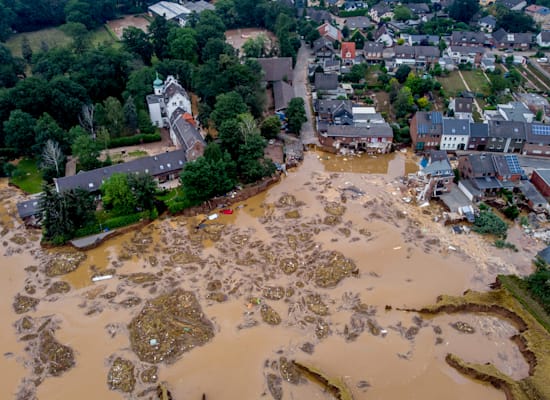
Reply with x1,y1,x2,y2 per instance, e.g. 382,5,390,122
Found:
410,111,443,152
257,57,293,83
441,118,470,151
492,29,533,49
148,1,214,26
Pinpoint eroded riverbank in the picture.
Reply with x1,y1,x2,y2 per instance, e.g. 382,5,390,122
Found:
0,151,543,399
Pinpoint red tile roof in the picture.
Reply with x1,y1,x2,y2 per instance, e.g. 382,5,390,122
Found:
341,42,356,60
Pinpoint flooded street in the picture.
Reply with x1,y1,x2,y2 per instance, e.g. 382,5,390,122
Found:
0,152,536,399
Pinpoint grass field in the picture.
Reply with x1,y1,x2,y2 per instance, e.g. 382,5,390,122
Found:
461,70,490,94
10,158,43,194
437,72,467,97
5,26,116,57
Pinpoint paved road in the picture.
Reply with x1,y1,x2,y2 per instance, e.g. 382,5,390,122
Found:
294,41,319,146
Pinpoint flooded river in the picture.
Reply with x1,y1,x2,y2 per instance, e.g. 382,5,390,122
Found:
0,151,536,399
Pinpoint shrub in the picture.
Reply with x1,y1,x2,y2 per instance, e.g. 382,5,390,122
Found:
472,211,507,238
108,133,161,149
103,211,147,229
494,239,518,252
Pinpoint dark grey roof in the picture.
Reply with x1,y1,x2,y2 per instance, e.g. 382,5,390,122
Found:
451,31,487,45
170,109,204,151
405,3,429,14
372,3,391,14
464,153,496,175
184,0,215,13
430,149,450,163
315,99,353,114
363,41,384,54
443,118,470,135
496,0,525,9
17,198,41,219
315,73,339,91
257,58,293,82
493,29,533,44
488,120,526,139
520,181,548,207
313,37,335,53
306,8,333,23
540,31,550,42
146,94,161,105
537,246,550,264
479,15,497,27
345,16,372,30
470,122,489,138
415,111,443,135
534,169,550,185
449,45,486,55
54,150,186,193
527,123,550,145
472,176,503,190
492,154,512,176
326,124,393,138
273,80,295,111
394,45,439,58
409,35,440,45
455,97,473,113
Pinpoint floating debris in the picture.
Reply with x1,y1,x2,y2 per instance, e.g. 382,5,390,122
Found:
108,357,136,393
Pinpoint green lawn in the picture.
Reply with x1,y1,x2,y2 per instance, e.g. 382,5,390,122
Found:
5,26,116,58
437,72,467,97
10,158,43,194
5,28,71,57
461,70,490,94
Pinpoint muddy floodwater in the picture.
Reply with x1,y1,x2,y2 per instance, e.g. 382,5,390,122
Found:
0,151,537,399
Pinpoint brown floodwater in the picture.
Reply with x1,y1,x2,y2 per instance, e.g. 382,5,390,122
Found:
0,152,534,400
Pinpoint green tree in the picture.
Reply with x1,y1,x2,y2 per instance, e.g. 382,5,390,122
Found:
395,64,412,84
218,118,242,159
149,16,170,60
237,133,274,183
97,97,125,138
127,173,158,211
61,22,91,53
393,6,413,21
210,91,248,128
122,26,153,65
472,210,508,238
34,113,70,155
101,173,137,216
449,0,479,23
394,87,414,118
4,110,37,156
286,97,307,134
71,127,102,171
260,115,282,139
168,27,199,63
123,95,138,135
21,36,33,64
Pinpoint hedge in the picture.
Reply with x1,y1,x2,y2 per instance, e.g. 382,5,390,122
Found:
74,211,148,237
108,133,161,149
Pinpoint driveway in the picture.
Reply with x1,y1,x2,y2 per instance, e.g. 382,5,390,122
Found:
294,41,319,146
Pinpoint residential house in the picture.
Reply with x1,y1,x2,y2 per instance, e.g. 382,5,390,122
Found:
492,29,533,50
526,5,550,28
345,0,366,10
352,106,387,126
404,3,430,18
450,31,488,47
305,8,333,24
487,120,526,152
374,25,394,47
369,3,394,23
446,46,485,66
449,97,474,120
54,150,188,194
405,34,439,46
313,37,337,60
410,111,443,152
458,153,523,200
519,93,550,117
484,102,534,122
495,0,527,11
531,169,550,197
519,180,549,211
323,58,341,73
341,42,356,66
394,45,440,68
17,197,41,224
344,16,373,31
314,73,340,96
417,150,454,200
441,118,470,150
319,124,393,152
317,23,343,42
478,15,497,33
536,31,550,47
481,55,496,71
314,99,354,127
467,122,490,151
257,57,293,84
479,0,496,7
169,111,205,161
363,42,384,63
524,123,550,156
273,80,294,112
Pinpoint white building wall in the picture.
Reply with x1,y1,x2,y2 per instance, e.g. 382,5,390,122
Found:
166,92,192,119
440,134,469,150
148,102,163,127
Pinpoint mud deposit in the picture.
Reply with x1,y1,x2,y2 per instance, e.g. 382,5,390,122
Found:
0,152,540,400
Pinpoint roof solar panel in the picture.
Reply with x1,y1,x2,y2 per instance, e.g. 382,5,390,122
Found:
532,124,550,136
505,155,523,174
